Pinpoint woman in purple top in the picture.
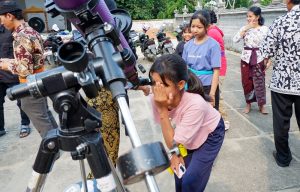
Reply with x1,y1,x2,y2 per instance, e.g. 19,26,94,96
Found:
150,54,225,192
182,11,221,110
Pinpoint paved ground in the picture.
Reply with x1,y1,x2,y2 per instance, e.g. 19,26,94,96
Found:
0,50,300,192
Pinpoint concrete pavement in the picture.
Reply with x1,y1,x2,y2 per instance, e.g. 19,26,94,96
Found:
0,51,300,192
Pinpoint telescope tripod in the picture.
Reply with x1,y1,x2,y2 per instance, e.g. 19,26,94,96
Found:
26,89,125,192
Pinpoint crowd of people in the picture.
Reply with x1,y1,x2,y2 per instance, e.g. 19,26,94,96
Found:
0,0,299,191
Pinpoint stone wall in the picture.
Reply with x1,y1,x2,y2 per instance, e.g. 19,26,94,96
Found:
131,19,174,32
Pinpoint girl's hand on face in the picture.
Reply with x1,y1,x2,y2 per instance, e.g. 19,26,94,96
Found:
152,82,173,112
245,23,253,31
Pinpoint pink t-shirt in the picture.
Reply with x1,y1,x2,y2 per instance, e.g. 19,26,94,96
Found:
208,25,227,76
152,92,221,150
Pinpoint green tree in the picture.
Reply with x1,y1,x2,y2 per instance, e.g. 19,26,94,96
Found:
116,0,168,19
164,0,197,18
115,0,199,19
260,0,272,6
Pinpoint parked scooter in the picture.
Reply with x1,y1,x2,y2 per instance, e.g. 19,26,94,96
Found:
156,28,174,55
128,30,139,59
139,26,157,61
43,34,63,69
129,30,140,47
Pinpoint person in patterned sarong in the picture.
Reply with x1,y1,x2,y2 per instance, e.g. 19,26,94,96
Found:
87,89,120,165
233,6,268,114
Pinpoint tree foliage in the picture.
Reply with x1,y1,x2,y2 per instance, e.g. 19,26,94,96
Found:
116,0,197,19
115,0,272,19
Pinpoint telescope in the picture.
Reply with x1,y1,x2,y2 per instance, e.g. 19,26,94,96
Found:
7,0,168,191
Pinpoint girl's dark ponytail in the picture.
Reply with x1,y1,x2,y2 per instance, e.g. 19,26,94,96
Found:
258,16,265,26
186,70,210,101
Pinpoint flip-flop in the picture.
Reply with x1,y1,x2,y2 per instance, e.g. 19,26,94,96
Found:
19,127,31,138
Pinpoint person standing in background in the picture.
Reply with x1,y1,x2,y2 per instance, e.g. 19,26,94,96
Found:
175,23,193,57
0,1,58,138
207,10,227,78
261,0,300,167
0,24,31,138
182,11,221,110
233,6,268,114
204,9,230,130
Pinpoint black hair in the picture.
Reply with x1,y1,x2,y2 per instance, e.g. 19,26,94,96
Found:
8,9,24,20
182,23,191,33
190,10,210,29
291,0,300,4
209,10,217,24
248,6,264,26
149,54,209,101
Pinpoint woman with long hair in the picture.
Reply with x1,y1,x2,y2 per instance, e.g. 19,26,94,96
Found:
233,6,269,114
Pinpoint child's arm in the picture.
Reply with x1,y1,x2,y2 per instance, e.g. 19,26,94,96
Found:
152,82,175,149
209,43,221,107
209,68,220,107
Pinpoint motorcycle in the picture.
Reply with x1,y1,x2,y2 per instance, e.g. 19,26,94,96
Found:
156,28,174,55
128,30,139,59
139,32,157,62
43,34,63,69
129,30,140,47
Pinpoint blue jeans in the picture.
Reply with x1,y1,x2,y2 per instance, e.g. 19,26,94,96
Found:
0,82,30,131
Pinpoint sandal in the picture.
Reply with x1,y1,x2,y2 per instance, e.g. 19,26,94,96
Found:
19,126,31,138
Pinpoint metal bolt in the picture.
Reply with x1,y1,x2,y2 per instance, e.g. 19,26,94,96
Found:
47,141,56,150
104,22,112,32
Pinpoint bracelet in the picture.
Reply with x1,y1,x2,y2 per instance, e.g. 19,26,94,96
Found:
169,141,180,157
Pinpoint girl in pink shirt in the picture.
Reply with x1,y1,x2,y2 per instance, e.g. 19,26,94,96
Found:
150,54,225,192
207,10,227,76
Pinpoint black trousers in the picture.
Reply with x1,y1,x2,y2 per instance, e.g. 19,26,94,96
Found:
0,82,30,131
271,91,300,164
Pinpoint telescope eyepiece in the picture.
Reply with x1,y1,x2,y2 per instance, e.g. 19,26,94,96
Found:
58,41,89,72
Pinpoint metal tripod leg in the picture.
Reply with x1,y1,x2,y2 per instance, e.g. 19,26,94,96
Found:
80,132,123,192
117,97,160,192
26,129,59,192
79,159,88,192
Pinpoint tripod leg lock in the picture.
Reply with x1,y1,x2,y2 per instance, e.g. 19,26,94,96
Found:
33,129,60,174
71,143,89,160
